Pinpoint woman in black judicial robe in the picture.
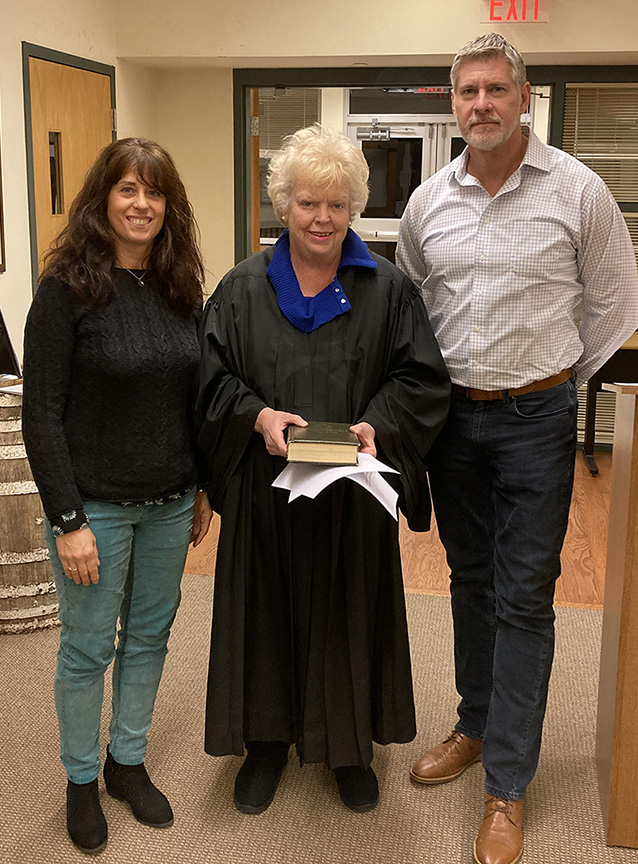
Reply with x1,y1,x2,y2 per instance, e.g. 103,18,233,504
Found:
195,124,450,815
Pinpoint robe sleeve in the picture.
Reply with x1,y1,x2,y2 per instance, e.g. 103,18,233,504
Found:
194,286,267,513
359,276,451,530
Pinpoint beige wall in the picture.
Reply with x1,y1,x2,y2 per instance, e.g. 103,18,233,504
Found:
114,0,638,65
154,68,235,294
116,60,159,142
114,63,235,293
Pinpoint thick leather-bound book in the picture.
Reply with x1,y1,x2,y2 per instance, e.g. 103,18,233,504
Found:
286,422,359,465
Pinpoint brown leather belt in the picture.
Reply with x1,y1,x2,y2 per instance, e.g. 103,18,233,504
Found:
452,369,571,401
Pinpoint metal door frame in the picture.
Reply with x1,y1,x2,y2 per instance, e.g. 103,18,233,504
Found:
22,43,116,294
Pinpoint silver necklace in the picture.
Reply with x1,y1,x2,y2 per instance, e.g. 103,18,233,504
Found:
122,267,148,287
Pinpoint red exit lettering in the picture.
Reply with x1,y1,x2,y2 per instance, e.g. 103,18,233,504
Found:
490,0,541,21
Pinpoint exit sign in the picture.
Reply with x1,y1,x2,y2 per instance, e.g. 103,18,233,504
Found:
481,0,549,22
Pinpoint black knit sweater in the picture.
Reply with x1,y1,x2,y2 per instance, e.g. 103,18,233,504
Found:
22,270,201,532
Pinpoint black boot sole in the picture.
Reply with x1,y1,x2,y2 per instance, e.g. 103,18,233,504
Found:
105,785,174,828
339,793,380,814
233,793,276,815
69,837,108,855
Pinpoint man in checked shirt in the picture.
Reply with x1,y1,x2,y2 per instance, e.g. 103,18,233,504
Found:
397,33,638,864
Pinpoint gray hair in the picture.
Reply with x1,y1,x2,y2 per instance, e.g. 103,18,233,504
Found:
267,124,369,224
450,33,527,90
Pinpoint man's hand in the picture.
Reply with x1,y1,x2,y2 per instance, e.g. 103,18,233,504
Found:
255,407,307,457
350,421,377,457
190,490,213,547
56,528,100,585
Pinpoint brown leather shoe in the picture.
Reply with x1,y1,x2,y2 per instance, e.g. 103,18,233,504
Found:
411,730,482,784
473,794,524,864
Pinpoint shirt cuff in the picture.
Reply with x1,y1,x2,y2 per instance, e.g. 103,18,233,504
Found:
50,509,90,536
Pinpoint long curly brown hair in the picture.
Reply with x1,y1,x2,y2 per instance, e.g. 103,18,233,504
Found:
40,138,204,314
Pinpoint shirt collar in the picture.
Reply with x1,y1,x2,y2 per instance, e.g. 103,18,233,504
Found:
519,128,551,174
447,148,470,183
447,127,550,186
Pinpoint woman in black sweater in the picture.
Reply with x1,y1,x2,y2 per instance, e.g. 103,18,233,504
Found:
22,138,212,854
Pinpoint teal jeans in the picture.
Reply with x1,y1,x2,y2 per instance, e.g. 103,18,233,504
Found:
45,490,195,784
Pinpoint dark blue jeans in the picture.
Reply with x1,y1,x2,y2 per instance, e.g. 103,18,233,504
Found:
428,379,577,800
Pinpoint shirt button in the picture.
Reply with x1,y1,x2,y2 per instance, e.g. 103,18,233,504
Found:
335,288,340,292
475,326,480,332
479,254,485,260
340,298,346,304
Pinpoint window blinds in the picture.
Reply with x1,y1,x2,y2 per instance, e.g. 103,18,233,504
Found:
563,83,638,265
563,83,638,202
258,88,321,152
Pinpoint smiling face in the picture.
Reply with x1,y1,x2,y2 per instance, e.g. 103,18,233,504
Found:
285,182,351,268
451,56,531,153
107,171,167,267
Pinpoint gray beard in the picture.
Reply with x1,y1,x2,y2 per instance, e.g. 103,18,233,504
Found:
463,116,521,152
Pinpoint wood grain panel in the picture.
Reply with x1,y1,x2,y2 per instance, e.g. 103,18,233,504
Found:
596,389,638,847
29,58,112,271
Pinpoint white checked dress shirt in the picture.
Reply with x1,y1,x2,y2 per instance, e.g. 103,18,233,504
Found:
397,129,638,389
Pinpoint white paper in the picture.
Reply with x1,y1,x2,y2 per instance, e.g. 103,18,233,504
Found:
272,452,400,519
348,472,399,520
0,384,23,394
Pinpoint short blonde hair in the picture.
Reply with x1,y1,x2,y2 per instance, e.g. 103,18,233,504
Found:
267,124,369,224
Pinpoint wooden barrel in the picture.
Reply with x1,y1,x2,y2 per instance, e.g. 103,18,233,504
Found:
0,390,59,634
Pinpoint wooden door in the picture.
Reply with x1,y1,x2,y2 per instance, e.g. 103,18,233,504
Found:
28,58,113,272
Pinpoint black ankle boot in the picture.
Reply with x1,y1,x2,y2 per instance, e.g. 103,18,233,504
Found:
234,740,290,815
103,746,173,827
66,778,108,854
333,765,379,813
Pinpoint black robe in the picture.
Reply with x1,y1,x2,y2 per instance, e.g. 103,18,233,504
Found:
195,247,450,769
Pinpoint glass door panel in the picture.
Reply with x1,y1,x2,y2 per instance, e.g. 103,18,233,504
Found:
361,138,423,219
347,119,436,242
434,121,466,169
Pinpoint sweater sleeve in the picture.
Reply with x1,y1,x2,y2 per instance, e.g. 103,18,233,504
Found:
21,279,88,531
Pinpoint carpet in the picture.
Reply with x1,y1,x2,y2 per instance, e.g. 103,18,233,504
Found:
0,573,635,863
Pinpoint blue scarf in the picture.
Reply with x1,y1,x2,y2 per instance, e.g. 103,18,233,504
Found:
266,228,377,333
